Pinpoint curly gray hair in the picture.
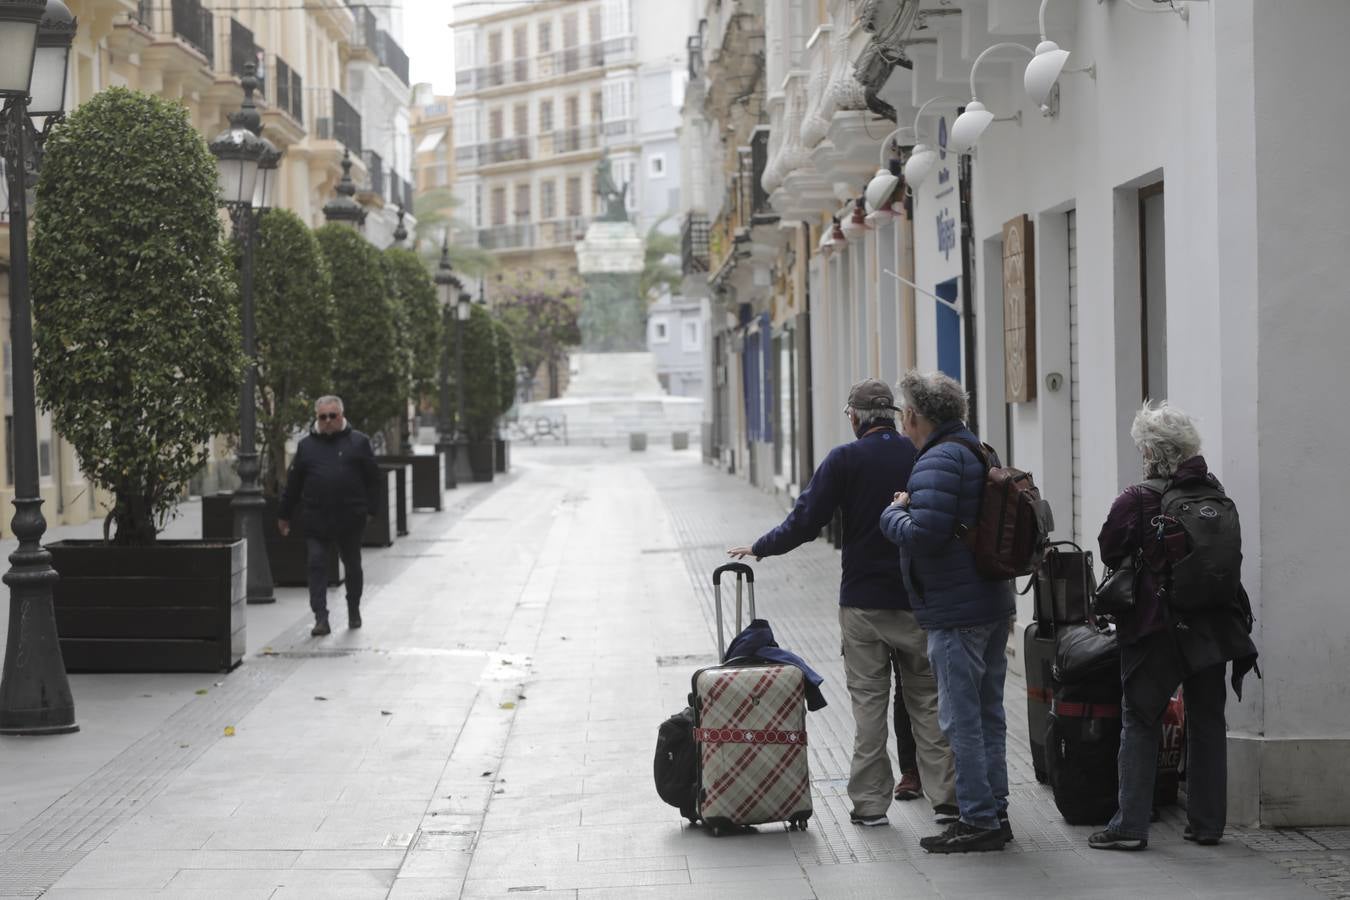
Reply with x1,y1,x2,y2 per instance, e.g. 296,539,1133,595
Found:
898,371,968,425
1130,401,1202,479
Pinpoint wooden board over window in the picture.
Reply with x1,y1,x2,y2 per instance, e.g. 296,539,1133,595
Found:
1003,214,1036,403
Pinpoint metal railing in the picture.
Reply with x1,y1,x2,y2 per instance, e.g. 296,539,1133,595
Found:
362,150,384,197
476,217,588,251
682,212,710,275
275,56,303,122
455,122,632,169
348,3,379,54
307,87,362,154
375,30,410,86
171,0,214,65
455,36,636,93
224,18,262,82
710,131,777,275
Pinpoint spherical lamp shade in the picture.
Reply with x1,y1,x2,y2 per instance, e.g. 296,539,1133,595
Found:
903,144,937,189
210,125,263,207
0,0,45,97
865,167,899,214
948,101,994,155
1025,40,1070,108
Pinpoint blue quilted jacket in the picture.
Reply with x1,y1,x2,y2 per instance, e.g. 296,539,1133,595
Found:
879,421,1015,629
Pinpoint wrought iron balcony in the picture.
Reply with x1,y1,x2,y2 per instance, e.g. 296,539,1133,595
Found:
171,0,214,65
307,87,363,154
476,217,589,252
455,37,636,94
375,30,410,86
682,212,711,275
274,56,303,122
362,150,384,197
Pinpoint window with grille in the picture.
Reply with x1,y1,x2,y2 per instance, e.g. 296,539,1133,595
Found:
491,187,507,226
489,108,503,140
564,95,579,128
591,90,602,123
541,180,557,219
487,31,502,63
566,176,581,216
539,99,554,133
514,183,531,222
513,103,528,136
537,21,552,53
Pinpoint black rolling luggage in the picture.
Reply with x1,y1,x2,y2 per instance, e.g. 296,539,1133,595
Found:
1025,543,1095,783
1046,621,1122,824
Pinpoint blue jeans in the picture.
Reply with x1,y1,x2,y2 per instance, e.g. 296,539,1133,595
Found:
1109,656,1228,840
927,619,1010,831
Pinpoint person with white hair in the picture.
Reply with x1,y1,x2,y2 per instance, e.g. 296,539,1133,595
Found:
1088,401,1258,852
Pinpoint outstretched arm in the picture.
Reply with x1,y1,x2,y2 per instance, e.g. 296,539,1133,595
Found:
747,452,842,559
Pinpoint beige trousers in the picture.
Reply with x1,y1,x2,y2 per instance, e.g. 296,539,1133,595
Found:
839,606,957,816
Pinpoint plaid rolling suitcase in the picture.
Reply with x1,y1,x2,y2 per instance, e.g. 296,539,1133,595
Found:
691,563,812,836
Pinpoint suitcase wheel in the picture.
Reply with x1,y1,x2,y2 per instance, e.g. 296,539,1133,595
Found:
788,813,811,831
710,825,724,838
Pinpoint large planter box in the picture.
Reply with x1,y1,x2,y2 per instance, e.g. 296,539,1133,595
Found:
201,493,341,587
377,461,411,537
48,539,246,673
380,453,442,511
467,440,495,482
494,439,510,474
362,465,398,547
450,441,474,485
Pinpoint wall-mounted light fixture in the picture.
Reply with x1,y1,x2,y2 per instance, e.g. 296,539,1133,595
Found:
949,42,1034,154
1025,0,1097,110
1110,0,1207,24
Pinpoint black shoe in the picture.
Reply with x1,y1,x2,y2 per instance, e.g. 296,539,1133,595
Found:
311,614,330,637
1183,826,1221,846
999,811,1013,843
849,810,889,827
347,607,362,629
933,803,960,825
920,821,1006,854
1089,829,1148,851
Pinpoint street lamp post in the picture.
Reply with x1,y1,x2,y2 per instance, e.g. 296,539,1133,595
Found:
0,0,79,735
210,63,277,606
322,149,366,229
432,238,461,487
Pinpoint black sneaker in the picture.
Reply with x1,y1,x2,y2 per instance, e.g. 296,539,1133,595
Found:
999,811,1013,843
1089,829,1148,851
920,821,1006,854
933,803,960,825
347,607,362,629
311,615,331,637
1183,826,1220,846
849,810,889,827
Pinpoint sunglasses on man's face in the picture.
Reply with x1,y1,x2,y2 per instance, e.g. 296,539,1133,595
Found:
317,412,340,422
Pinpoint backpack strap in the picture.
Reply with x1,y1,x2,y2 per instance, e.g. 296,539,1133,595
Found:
917,435,988,546
1139,478,1168,495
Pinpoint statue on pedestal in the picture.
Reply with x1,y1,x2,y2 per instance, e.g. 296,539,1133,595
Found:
594,153,630,223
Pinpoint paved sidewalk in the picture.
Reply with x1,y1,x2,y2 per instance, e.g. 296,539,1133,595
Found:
0,446,1345,898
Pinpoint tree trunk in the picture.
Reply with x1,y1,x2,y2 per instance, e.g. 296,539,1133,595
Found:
112,490,158,545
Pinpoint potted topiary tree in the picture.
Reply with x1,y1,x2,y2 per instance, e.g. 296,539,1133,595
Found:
379,247,444,510
31,88,246,673
201,209,341,585
460,304,500,481
491,317,517,474
314,224,404,546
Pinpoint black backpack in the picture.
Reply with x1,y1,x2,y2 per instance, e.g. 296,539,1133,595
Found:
1141,475,1242,615
653,707,699,823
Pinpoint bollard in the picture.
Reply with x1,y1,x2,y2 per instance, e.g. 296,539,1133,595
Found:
671,431,689,450
629,432,648,451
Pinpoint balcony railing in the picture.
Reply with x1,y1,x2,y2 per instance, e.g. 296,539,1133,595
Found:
455,122,633,170
375,30,410,86
476,217,589,251
710,130,777,275
681,212,710,275
307,87,362,153
274,55,303,122
362,150,384,197
385,173,413,212
456,36,636,93
171,0,214,65
221,18,262,82
348,3,379,54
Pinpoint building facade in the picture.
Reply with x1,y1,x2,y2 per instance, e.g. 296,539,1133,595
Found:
411,87,454,197
450,0,689,299
685,0,1350,826
0,0,415,534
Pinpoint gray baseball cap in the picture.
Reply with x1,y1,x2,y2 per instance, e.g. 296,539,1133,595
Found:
847,378,899,412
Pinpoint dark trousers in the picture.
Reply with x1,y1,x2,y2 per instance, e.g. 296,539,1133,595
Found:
306,531,364,617
892,649,917,773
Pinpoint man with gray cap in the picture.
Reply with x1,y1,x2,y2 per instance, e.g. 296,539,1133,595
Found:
729,378,956,827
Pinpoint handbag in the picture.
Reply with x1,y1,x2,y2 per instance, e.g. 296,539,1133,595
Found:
1092,551,1141,619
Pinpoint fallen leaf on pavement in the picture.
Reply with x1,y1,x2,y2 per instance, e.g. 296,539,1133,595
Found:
314,696,328,701
194,689,208,695
223,726,235,736
499,702,515,710
381,710,392,716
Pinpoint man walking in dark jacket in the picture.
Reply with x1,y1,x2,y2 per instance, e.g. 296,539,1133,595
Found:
729,379,956,827
279,395,380,636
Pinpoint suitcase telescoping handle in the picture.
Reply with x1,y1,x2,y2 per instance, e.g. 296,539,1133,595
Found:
711,563,756,661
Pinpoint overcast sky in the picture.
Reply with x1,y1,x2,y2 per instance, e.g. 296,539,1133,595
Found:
404,0,456,97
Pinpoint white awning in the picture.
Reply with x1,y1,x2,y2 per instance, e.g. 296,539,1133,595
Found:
416,131,445,154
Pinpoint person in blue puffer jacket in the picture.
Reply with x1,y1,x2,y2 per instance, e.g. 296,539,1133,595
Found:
880,370,1015,855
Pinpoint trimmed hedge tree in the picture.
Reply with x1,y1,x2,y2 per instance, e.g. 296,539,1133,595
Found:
32,88,242,544
457,305,499,442
491,317,517,417
314,225,403,439
251,209,336,495
384,248,439,405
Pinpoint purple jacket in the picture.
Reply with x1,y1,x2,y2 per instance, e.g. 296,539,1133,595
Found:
1097,456,1209,645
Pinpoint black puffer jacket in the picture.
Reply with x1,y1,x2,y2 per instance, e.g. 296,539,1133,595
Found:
278,424,380,539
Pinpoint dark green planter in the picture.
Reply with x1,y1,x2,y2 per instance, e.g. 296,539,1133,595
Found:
467,440,495,482
201,493,341,587
48,539,246,673
381,452,445,510
494,439,510,474
362,465,398,547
